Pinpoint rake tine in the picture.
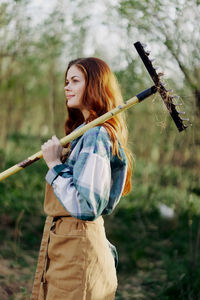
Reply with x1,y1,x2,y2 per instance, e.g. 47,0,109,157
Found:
141,43,147,48
177,111,186,115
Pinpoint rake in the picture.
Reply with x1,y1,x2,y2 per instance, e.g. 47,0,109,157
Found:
0,41,191,182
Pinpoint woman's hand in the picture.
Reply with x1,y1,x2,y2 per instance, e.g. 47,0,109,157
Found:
41,135,63,169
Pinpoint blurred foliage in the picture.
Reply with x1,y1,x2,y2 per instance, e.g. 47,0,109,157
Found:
0,128,199,299
116,0,200,111
0,0,200,299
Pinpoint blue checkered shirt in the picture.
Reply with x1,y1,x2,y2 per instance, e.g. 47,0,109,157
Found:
46,125,128,221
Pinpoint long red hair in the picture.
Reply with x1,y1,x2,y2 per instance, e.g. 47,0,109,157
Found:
64,57,132,195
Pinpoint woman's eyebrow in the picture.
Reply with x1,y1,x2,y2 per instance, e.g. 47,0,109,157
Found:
66,75,80,82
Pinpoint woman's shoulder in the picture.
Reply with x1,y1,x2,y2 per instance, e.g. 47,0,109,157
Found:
82,125,110,141
80,126,112,157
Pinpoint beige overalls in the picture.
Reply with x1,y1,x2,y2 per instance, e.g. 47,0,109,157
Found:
31,183,118,300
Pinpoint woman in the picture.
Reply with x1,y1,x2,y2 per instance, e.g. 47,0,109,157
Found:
33,57,132,300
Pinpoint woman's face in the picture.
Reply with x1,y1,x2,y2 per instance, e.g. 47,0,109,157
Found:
65,65,88,117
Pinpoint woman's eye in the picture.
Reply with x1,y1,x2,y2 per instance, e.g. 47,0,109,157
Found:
65,79,79,85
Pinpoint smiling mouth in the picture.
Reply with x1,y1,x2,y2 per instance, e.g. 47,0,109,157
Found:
67,95,75,100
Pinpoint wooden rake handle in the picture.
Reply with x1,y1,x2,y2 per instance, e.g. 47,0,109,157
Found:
0,86,157,182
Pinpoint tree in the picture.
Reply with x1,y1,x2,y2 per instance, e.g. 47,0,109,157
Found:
0,0,92,148
116,0,200,112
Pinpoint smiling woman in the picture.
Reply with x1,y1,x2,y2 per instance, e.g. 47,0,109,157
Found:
31,57,133,300
64,65,89,119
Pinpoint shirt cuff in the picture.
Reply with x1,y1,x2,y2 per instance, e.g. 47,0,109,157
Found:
45,163,67,185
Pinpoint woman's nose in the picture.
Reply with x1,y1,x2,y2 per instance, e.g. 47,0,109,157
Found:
64,84,70,91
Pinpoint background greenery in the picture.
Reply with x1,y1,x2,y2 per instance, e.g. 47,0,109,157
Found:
0,0,199,299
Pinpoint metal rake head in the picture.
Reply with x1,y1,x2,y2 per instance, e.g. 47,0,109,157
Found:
134,41,191,132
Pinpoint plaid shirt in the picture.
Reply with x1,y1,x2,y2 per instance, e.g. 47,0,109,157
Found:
46,125,128,221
